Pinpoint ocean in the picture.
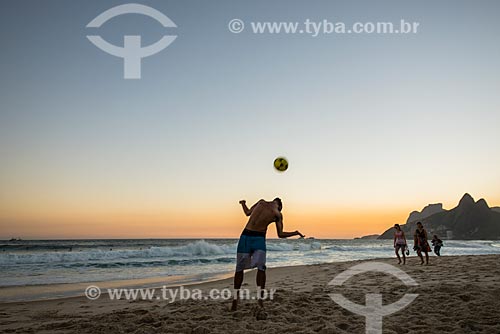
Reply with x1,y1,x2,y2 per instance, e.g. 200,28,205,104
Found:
2,239,500,289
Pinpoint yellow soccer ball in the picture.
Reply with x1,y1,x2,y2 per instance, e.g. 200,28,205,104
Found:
273,157,288,172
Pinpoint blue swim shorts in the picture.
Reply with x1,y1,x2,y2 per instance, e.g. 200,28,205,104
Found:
235,229,266,272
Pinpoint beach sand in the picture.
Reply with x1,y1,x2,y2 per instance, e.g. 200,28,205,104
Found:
1,254,499,333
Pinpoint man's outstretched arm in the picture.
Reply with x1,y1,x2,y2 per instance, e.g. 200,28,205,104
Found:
275,214,304,238
239,200,261,216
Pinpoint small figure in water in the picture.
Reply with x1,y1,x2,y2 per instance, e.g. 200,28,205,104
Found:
431,235,443,256
393,224,408,265
414,222,431,265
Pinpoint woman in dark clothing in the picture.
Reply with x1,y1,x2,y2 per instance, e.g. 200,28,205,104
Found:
431,235,443,256
413,222,431,265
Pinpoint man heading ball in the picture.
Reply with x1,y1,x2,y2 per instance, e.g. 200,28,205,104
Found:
231,198,304,311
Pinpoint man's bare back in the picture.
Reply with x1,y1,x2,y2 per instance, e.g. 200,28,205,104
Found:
239,198,304,238
243,200,280,233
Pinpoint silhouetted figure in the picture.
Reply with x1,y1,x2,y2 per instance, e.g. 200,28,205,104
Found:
393,224,408,265
231,198,304,311
431,235,443,256
414,222,431,265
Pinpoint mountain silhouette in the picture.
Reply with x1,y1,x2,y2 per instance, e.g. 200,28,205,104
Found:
407,203,445,225
378,194,500,240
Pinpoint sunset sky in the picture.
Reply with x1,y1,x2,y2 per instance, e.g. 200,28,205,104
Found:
1,0,499,239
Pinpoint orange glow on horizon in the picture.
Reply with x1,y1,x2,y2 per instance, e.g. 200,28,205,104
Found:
0,206,413,240
2,194,499,240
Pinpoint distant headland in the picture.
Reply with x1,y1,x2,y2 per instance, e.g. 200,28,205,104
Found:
377,193,500,240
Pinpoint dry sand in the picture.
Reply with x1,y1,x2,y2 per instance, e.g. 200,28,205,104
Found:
1,254,499,333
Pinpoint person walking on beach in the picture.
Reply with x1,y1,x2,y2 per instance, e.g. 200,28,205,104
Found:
231,198,304,311
431,235,443,256
414,222,431,265
393,224,408,265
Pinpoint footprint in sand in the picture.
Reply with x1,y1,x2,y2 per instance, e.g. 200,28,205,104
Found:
255,309,268,320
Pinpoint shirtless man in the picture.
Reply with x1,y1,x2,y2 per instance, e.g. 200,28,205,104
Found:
231,198,304,311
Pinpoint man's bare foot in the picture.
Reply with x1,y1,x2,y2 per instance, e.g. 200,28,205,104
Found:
258,298,264,309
